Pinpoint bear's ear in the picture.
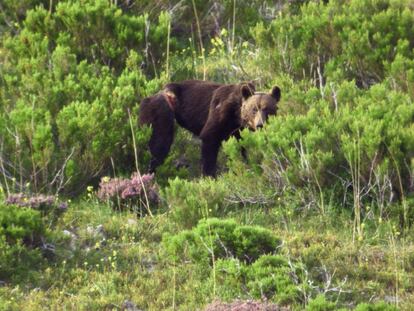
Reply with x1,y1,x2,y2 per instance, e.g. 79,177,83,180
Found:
241,83,255,99
271,86,281,101
246,81,256,90
164,83,180,97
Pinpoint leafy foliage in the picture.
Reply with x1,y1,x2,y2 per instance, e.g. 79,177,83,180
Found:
214,255,300,304
224,82,414,220
0,202,46,281
305,295,337,311
0,0,413,310
163,218,281,264
0,203,43,243
252,0,414,89
163,177,229,229
0,1,169,193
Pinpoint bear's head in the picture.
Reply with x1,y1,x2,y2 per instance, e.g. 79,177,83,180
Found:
241,86,281,130
212,82,255,113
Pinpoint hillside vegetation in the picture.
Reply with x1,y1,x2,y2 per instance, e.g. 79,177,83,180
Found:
0,0,413,310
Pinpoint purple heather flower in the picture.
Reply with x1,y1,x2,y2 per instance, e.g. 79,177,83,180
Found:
5,193,68,211
58,202,68,210
96,173,158,209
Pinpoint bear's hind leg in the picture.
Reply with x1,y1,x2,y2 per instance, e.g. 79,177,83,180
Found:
139,96,175,173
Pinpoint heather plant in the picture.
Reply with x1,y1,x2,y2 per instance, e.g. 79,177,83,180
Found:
97,173,159,213
5,193,67,212
4,193,68,229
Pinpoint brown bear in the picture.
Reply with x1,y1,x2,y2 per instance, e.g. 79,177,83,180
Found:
139,80,280,177
200,85,281,176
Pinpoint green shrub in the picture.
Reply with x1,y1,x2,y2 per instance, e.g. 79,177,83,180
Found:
0,0,171,194
354,302,399,311
233,226,282,263
246,255,299,304
0,203,44,243
305,291,399,310
163,178,229,229
0,203,45,282
306,295,336,311
0,236,44,282
252,0,414,88
214,258,246,299
224,82,414,219
163,218,281,265
214,255,300,305
163,172,278,230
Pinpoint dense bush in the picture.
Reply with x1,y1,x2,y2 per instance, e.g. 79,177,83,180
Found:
354,302,399,311
163,172,277,229
0,0,171,194
0,0,413,309
163,177,229,229
305,295,337,311
164,219,299,304
214,255,300,304
252,0,414,89
246,255,299,303
0,236,44,282
0,202,46,281
163,218,281,264
305,295,399,311
227,2,414,221
5,193,68,216
224,82,414,224
0,203,44,243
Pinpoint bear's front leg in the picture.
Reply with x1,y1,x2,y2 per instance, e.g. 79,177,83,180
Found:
201,139,221,177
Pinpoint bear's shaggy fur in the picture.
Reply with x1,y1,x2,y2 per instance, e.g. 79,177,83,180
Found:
139,80,280,177
200,85,281,176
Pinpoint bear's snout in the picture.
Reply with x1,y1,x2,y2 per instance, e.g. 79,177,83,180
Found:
253,111,265,130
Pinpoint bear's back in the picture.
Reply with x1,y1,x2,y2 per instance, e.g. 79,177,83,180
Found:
165,80,223,135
